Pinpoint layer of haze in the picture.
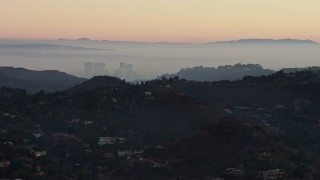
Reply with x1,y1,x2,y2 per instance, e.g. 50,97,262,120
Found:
0,0,319,42
0,40,319,80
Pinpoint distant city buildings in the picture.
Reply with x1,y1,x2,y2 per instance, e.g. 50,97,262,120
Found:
84,62,107,78
114,63,139,81
82,62,141,81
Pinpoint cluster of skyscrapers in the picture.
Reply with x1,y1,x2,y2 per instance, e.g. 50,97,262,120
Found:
84,62,107,78
83,62,139,81
114,63,138,81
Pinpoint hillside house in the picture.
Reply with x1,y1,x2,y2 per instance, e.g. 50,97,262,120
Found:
258,149,272,159
34,151,47,157
134,149,144,155
3,112,16,119
3,141,13,146
0,128,7,134
259,169,284,179
118,150,133,157
0,160,10,168
71,118,80,123
98,137,126,145
144,92,152,96
224,108,233,114
208,177,224,180
224,168,245,175
84,120,94,125
33,133,42,138
152,160,169,169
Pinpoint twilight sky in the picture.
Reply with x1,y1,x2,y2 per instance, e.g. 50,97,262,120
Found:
0,0,319,42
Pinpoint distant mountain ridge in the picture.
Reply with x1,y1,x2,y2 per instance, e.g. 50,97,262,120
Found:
55,38,319,44
0,67,86,93
161,63,274,81
215,38,318,44
0,43,110,51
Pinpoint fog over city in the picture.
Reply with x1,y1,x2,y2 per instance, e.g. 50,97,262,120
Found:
0,39,319,80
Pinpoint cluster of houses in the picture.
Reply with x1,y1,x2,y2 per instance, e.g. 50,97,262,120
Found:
118,149,144,158
258,169,284,179
151,160,169,169
3,141,13,146
70,118,95,125
144,92,152,96
98,137,127,145
111,98,118,103
102,149,144,161
83,120,94,125
207,177,224,180
0,160,10,168
257,149,272,160
144,91,155,100
117,150,133,157
33,132,43,138
34,151,47,158
224,167,284,179
127,157,170,169
225,102,320,135
71,118,80,123
223,151,283,180
224,168,245,175
0,111,16,119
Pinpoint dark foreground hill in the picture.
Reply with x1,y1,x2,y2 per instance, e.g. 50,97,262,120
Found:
109,117,316,180
0,67,86,93
1,71,320,179
67,75,124,92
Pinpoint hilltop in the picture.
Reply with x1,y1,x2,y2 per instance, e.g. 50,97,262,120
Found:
67,75,125,92
161,64,274,81
0,67,86,93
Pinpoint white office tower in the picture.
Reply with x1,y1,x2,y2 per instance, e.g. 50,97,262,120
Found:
114,63,138,81
120,63,126,69
125,64,133,71
84,62,107,78
84,62,93,77
93,63,106,76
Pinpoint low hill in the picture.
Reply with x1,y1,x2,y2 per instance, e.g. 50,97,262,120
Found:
161,64,274,81
68,75,125,92
0,67,86,93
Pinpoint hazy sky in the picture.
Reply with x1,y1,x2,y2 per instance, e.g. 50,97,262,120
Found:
0,0,319,42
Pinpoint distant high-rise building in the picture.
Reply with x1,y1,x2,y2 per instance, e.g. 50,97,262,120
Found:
120,63,126,69
125,64,133,71
114,63,138,81
84,62,107,78
93,62,106,76
84,62,93,77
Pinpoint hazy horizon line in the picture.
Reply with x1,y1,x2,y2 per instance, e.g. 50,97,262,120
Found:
0,37,318,44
